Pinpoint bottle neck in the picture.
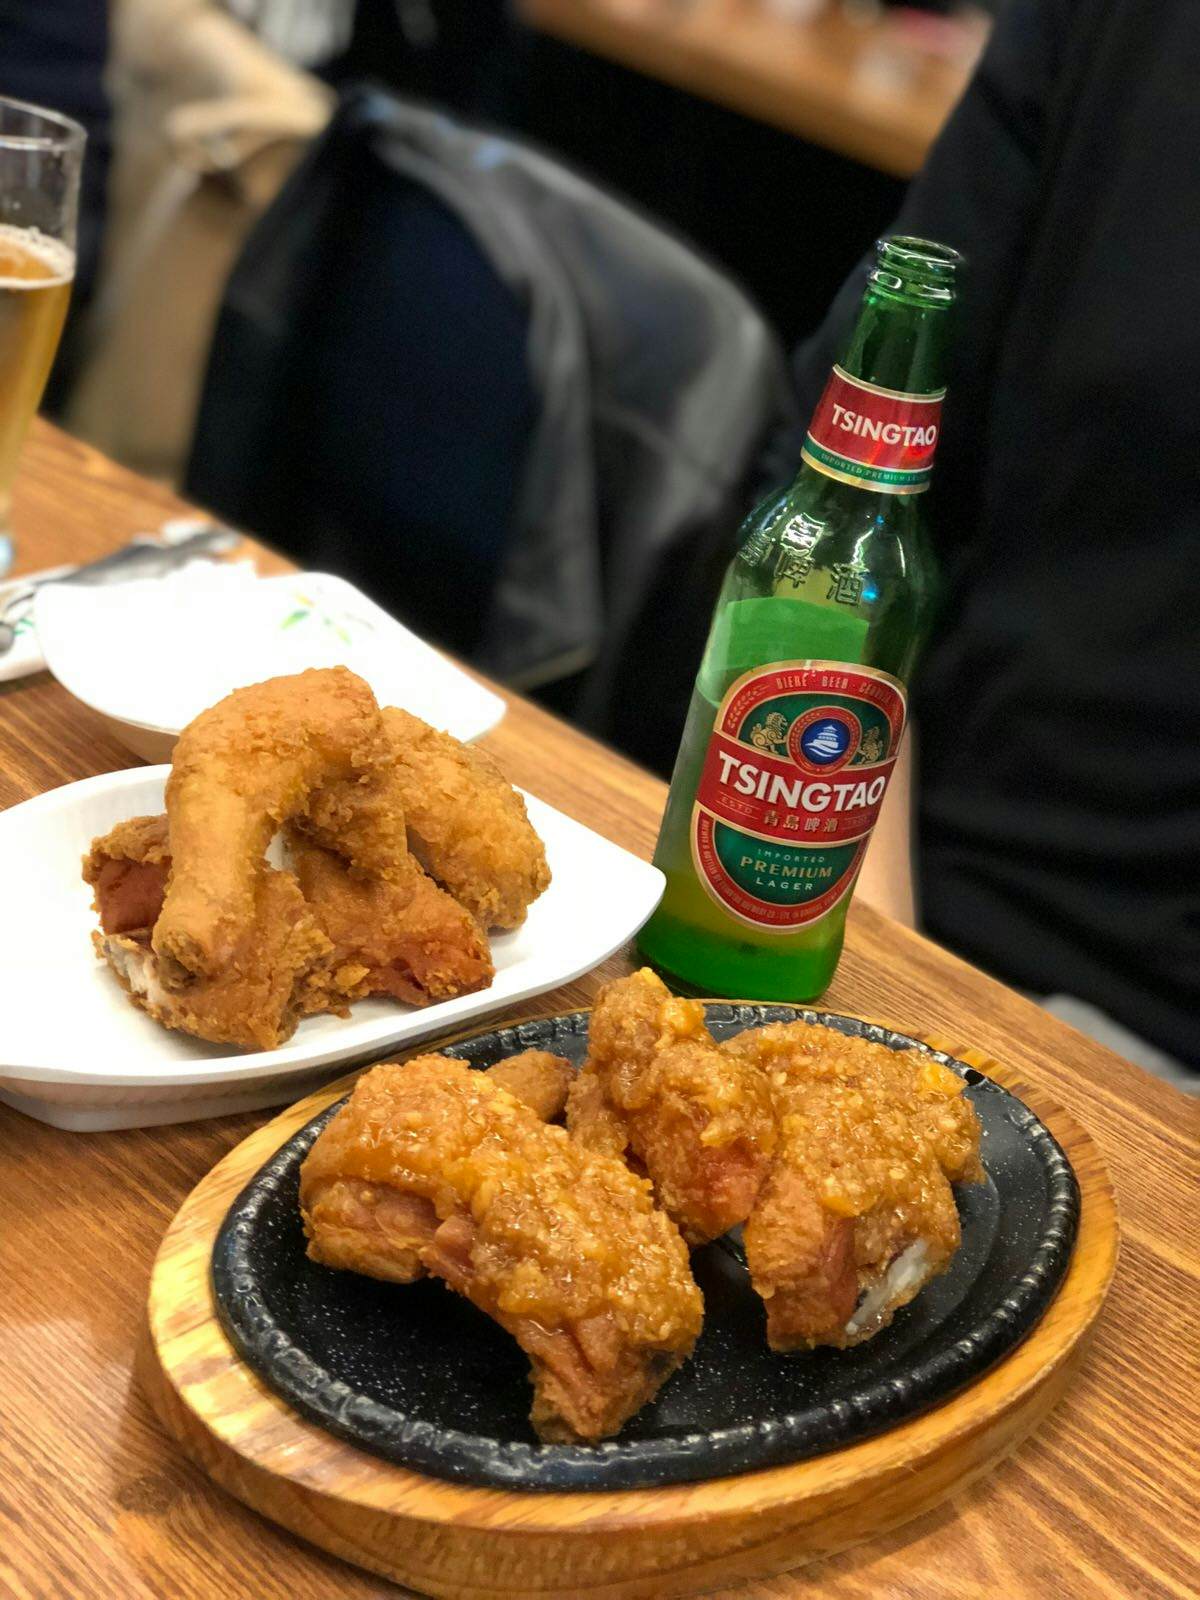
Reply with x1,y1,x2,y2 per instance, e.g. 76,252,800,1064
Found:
837,277,952,398
799,237,958,498
799,292,952,498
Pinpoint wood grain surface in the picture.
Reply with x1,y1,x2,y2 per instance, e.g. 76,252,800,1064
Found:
0,422,1196,1600
517,0,984,179
144,1043,1118,1600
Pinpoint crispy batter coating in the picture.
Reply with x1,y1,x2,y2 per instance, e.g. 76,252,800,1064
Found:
82,815,172,936
295,1054,573,1285
377,707,550,930
86,815,333,1050
295,757,412,886
724,1023,983,1349
154,668,406,980
300,1056,702,1442
563,1061,634,1161
569,969,777,1245
80,677,554,1053
485,1049,574,1122
287,830,493,1010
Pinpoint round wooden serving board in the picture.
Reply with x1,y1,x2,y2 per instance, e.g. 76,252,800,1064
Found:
142,1034,1118,1600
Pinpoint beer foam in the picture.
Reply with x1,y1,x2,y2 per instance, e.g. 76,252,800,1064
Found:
0,223,75,287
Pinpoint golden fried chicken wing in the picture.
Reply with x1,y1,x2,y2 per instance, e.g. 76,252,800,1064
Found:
562,1058,633,1161
286,830,493,1010
82,814,172,936
568,969,777,1245
154,667,407,980
484,1049,574,1122
295,1052,575,1285
377,707,550,930
300,1056,702,1442
85,817,332,1051
724,1023,983,1349
742,1163,859,1347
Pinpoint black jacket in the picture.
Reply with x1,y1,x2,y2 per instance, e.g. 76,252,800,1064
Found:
188,89,793,765
793,0,1200,1068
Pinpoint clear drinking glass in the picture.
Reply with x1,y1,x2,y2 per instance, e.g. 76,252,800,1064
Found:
0,97,84,577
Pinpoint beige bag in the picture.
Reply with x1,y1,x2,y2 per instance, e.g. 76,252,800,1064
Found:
66,0,332,482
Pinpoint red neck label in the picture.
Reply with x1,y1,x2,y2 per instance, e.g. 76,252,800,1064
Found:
802,366,944,495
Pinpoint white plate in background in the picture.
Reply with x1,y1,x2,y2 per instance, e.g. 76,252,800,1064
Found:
0,767,663,1131
35,567,505,761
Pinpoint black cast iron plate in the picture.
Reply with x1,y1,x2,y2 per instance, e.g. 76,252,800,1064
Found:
212,1006,1078,1492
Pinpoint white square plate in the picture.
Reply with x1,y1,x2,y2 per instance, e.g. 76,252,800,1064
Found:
0,767,664,1130
35,569,505,761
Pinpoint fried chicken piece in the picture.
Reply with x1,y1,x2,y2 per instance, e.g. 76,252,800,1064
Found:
283,704,549,931
85,817,333,1051
154,667,408,981
84,797,494,1045
724,1023,983,1349
485,1049,574,1121
295,748,412,885
563,1059,633,1162
300,1057,702,1442
742,1163,859,1348
82,815,172,936
299,1053,574,1286
379,707,550,930
568,969,777,1245
286,830,493,1010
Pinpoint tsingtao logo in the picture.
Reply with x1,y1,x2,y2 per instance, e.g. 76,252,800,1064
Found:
801,719,850,763
786,705,862,775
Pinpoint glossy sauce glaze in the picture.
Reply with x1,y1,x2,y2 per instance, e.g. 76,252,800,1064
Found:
727,1023,980,1230
726,1023,983,1347
301,1057,703,1344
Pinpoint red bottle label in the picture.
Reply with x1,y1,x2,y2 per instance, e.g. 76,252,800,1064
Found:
802,366,944,494
691,660,906,931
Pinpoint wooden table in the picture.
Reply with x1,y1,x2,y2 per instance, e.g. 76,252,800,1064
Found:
0,421,1195,1600
517,0,987,178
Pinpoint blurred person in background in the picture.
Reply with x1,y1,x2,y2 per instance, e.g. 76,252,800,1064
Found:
0,0,111,405
221,0,512,112
221,0,355,66
793,0,1198,1089
60,0,508,479
318,1,513,117
62,0,332,477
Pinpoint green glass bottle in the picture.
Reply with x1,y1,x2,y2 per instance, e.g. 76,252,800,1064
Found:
638,235,960,1000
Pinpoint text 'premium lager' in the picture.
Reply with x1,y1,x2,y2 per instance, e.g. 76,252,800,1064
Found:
638,236,960,1001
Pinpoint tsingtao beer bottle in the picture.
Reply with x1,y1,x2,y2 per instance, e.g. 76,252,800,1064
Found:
638,236,960,1001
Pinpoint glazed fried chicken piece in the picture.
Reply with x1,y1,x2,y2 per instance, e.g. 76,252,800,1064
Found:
84,817,332,1051
563,1054,639,1162
300,1057,702,1442
379,707,550,930
568,969,777,1245
297,1052,574,1285
485,1049,574,1121
724,1023,983,1349
154,667,408,981
286,830,493,1011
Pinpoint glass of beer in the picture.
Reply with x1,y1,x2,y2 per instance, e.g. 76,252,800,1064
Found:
0,97,83,576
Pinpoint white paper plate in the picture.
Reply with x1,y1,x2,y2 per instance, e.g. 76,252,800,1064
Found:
35,568,505,760
0,768,663,1131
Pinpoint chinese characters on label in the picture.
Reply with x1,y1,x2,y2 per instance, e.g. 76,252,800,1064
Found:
827,561,867,606
691,660,907,930
774,513,825,589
